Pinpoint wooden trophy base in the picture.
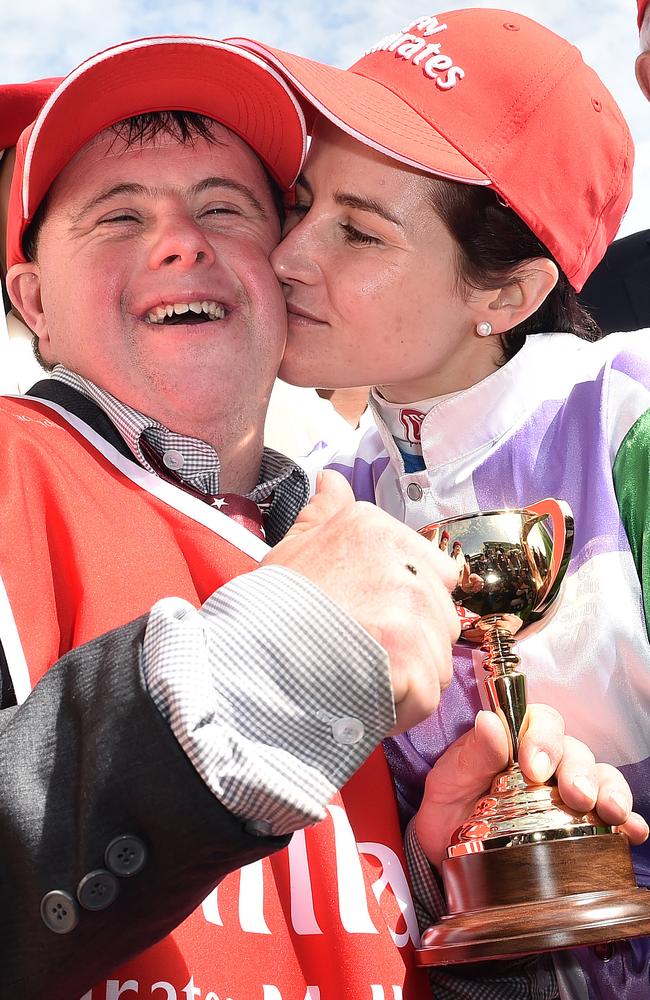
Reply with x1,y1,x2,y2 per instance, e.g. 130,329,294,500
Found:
417,832,650,966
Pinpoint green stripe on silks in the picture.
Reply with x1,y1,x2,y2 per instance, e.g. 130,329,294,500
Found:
613,407,650,638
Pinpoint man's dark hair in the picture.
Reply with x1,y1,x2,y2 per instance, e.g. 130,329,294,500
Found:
427,179,602,362
22,110,284,261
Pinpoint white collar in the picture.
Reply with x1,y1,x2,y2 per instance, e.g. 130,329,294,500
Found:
370,334,585,470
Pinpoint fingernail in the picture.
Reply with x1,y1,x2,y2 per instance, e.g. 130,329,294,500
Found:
572,774,597,799
530,751,551,782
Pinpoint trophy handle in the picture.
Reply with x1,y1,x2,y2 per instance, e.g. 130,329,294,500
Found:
525,498,574,614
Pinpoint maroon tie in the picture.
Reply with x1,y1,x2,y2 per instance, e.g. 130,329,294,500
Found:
140,440,268,541
209,494,267,541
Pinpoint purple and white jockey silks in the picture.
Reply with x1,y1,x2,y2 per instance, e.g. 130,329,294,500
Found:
303,331,650,1000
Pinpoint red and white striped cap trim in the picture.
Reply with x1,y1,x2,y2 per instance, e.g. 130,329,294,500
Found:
7,35,307,267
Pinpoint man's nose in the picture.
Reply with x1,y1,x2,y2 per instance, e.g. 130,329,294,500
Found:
148,216,216,271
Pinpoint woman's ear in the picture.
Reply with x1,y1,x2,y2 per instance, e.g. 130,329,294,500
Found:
481,258,559,334
5,262,52,354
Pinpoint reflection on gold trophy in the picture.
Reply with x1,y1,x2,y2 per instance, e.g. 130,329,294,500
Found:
416,499,650,966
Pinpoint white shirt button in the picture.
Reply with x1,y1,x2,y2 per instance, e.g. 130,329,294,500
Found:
406,482,423,501
163,449,185,471
331,716,365,745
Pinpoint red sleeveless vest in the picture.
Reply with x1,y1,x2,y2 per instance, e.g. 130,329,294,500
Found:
0,395,431,1000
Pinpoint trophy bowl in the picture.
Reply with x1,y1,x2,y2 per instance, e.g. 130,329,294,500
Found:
415,499,650,966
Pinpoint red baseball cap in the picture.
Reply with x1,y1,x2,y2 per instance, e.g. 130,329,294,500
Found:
0,77,62,152
640,0,648,28
230,8,633,291
7,35,307,267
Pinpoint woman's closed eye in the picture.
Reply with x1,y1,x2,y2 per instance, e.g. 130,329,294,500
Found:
339,222,381,247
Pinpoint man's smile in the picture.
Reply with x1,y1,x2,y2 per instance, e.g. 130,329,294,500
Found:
144,300,227,325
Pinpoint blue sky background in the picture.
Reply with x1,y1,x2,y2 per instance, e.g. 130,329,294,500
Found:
2,1,648,236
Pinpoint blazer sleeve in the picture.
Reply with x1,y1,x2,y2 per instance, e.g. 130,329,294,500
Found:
0,616,289,1000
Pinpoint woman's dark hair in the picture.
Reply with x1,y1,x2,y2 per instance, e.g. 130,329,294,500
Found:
428,179,602,362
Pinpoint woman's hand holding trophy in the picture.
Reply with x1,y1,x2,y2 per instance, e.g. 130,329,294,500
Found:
414,499,650,965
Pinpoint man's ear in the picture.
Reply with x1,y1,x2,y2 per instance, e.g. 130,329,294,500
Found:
5,262,49,346
478,258,559,335
636,51,650,103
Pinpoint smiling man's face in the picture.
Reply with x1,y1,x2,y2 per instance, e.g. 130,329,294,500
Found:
8,121,286,440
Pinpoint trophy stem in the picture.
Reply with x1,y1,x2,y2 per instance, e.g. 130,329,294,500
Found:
481,617,527,765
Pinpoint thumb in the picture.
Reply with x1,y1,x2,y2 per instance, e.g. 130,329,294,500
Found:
415,712,510,868
289,469,356,535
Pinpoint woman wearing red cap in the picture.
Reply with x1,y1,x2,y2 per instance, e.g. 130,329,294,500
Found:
234,8,650,997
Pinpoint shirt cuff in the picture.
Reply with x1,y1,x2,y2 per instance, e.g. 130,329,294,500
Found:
404,817,448,933
142,565,396,836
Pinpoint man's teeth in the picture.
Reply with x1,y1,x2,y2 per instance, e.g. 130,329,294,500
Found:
145,301,226,324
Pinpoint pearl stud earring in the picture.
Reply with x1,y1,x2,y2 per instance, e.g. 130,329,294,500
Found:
476,321,493,337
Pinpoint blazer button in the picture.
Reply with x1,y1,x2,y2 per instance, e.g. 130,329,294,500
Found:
77,869,119,911
40,890,79,934
105,834,147,877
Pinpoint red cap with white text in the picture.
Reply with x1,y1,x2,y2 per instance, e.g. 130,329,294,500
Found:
230,8,633,291
0,78,62,152
7,35,307,267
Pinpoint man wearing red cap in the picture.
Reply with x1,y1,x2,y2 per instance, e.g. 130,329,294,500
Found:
0,77,60,391
0,36,466,1000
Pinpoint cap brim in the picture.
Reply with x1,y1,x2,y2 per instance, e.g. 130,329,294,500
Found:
227,38,489,185
21,37,307,225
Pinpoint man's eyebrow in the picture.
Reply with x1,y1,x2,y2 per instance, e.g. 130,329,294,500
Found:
71,183,149,223
192,177,269,218
71,176,269,224
334,191,403,228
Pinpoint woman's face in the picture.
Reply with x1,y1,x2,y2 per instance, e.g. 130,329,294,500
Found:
271,119,502,404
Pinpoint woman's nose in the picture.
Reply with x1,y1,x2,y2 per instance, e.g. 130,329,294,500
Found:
271,220,320,285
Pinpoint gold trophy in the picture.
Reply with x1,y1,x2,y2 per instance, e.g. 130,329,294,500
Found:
415,499,650,966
